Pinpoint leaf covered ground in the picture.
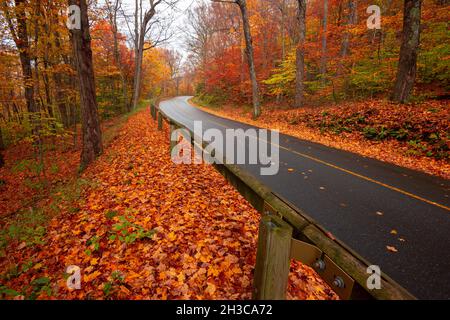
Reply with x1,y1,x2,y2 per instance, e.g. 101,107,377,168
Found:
0,108,337,300
193,99,449,179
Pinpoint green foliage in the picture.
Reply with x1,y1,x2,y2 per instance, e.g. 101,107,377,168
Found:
86,235,101,254
97,76,129,119
347,48,397,98
0,285,20,298
305,107,448,160
194,94,223,108
48,178,94,216
28,277,52,300
418,22,450,89
0,207,47,252
110,215,156,244
12,159,44,176
103,270,125,298
263,50,297,97
105,210,119,220
0,276,53,300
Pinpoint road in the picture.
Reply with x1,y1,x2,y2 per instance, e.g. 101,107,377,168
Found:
160,96,450,300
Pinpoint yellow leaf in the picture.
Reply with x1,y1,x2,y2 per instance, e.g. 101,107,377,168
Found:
177,273,185,283
386,245,398,253
167,232,176,241
33,263,43,270
208,266,221,277
205,283,216,295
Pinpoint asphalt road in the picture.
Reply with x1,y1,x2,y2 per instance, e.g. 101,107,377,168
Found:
160,96,450,300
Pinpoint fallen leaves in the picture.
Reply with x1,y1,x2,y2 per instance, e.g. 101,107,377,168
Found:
195,99,449,179
167,231,177,242
205,283,216,296
0,108,336,300
386,246,398,253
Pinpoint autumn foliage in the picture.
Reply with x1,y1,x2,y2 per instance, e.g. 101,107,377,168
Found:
192,98,449,179
0,109,337,300
188,0,449,105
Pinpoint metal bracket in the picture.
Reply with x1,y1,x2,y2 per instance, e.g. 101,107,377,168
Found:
290,238,322,266
289,239,354,300
263,201,355,300
313,255,355,300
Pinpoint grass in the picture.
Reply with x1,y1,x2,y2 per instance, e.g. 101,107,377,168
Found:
0,99,151,255
191,96,254,117
102,99,151,146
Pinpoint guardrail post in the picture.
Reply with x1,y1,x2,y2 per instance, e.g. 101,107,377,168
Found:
253,215,293,300
170,122,177,153
158,111,163,131
151,104,156,120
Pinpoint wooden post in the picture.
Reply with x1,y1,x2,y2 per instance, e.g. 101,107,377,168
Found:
170,123,177,154
253,215,293,300
151,104,156,120
158,111,163,131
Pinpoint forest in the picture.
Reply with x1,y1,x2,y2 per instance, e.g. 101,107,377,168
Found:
188,0,449,107
0,0,449,301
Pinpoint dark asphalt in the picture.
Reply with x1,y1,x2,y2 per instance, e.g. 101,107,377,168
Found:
160,96,450,300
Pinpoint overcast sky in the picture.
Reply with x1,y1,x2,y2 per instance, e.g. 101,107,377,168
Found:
106,0,200,60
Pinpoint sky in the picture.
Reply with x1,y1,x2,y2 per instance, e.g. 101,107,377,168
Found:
109,0,200,60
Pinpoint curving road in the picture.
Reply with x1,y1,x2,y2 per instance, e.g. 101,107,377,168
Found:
160,96,450,299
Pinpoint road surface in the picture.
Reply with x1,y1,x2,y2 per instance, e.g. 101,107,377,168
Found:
160,96,450,299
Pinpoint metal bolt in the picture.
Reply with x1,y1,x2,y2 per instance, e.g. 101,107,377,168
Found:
333,276,345,288
314,259,326,271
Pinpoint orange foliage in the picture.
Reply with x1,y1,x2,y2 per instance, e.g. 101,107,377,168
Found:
0,109,337,300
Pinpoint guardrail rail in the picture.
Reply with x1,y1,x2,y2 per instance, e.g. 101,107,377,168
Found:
151,102,416,300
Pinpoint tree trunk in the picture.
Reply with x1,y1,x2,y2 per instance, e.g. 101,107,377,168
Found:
53,30,70,128
132,0,140,109
0,126,4,168
320,0,328,84
132,29,145,109
391,0,422,103
69,0,103,170
131,1,157,110
237,0,261,118
10,0,40,140
340,0,357,59
280,0,286,61
295,0,306,108
108,0,130,112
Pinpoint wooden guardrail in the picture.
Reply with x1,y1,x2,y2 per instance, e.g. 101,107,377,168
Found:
151,102,416,300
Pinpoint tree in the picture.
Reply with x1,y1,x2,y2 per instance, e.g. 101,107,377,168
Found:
275,0,287,61
320,0,328,84
185,2,213,89
391,0,422,103
294,0,306,108
105,0,130,112
164,49,183,96
0,126,4,168
68,0,103,170
212,0,261,118
340,0,357,59
1,0,40,140
131,0,178,110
